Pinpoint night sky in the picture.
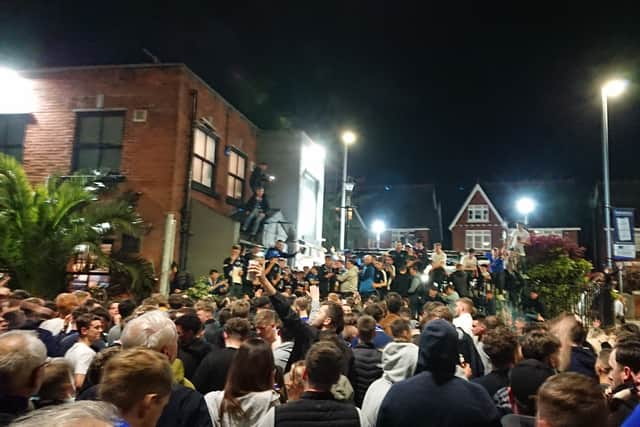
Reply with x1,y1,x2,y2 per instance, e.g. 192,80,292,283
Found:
3,1,640,195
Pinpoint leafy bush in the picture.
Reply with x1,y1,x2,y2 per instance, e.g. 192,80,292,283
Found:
185,276,213,301
527,255,593,318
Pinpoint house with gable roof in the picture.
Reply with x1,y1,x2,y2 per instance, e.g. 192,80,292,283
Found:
449,181,585,252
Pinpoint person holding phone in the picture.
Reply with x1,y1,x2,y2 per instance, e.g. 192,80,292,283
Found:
223,245,245,299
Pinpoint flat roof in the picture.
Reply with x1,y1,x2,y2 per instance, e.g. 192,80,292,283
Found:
20,63,259,130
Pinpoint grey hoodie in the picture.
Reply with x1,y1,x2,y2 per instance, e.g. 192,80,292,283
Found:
360,341,419,427
204,389,280,427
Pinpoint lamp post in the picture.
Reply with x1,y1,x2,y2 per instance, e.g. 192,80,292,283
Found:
339,130,357,251
601,79,628,269
516,197,535,226
372,220,386,250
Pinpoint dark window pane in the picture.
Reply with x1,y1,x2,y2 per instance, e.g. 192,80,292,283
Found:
78,116,101,144
101,148,122,171
102,115,124,145
77,148,100,170
7,117,26,146
2,147,22,162
0,118,7,145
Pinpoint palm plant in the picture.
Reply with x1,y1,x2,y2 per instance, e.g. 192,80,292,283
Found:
0,153,145,298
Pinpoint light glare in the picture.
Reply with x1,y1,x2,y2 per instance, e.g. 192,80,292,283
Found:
516,197,535,215
602,79,628,97
371,219,386,234
341,130,357,145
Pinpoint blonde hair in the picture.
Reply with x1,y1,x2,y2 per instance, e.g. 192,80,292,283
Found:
99,348,173,412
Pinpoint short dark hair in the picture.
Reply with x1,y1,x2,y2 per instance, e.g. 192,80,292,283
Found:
537,373,607,427
615,336,640,374
385,292,402,314
324,302,345,334
223,318,252,340
174,314,202,335
117,300,136,319
357,315,376,343
390,318,411,340
209,269,219,275
482,326,518,369
76,314,102,335
364,303,384,323
230,300,251,318
168,294,185,310
305,341,342,391
521,330,561,362
569,321,587,345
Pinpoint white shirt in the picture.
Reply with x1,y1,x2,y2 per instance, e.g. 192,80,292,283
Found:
64,342,96,375
614,299,625,318
453,312,473,337
460,255,478,271
39,317,65,336
510,229,530,255
431,251,447,268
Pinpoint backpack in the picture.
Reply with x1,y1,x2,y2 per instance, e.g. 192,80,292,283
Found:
456,327,485,378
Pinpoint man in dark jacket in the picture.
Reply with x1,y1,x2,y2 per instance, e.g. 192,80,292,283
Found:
250,162,270,194
258,341,364,427
472,326,518,399
174,314,211,380
257,267,353,375
241,186,270,237
376,319,499,427
349,315,383,407
192,318,251,394
608,335,640,427
317,255,336,298
450,263,470,298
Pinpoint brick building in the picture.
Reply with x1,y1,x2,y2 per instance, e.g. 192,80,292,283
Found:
3,63,261,288
449,182,583,252
353,184,443,250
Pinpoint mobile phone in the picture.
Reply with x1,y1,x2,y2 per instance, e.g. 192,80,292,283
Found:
248,260,259,282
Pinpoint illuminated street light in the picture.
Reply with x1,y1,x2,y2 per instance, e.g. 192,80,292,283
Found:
516,197,535,226
602,79,628,98
0,67,36,114
339,130,358,251
341,130,357,145
601,78,629,269
371,219,386,249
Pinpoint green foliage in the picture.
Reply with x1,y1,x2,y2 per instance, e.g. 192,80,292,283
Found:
0,154,145,298
109,252,156,302
185,276,212,301
526,235,593,318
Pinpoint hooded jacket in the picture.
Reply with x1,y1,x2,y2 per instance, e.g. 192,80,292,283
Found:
360,341,419,426
204,389,280,427
376,320,499,427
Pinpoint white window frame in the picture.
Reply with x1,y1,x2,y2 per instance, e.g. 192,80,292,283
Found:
192,127,217,189
465,230,492,250
467,204,489,223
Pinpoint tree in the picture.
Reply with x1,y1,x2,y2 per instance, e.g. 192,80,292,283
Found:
525,235,593,318
0,154,145,298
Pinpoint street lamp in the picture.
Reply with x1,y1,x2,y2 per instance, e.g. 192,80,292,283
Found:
516,197,535,226
371,219,386,249
339,130,357,251
601,78,628,269
0,67,36,114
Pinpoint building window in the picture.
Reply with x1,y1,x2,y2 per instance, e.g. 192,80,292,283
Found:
192,127,216,189
465,230,491,250
467,204,489,222
226,149,246,200
73,112,124,172
0,114,28,162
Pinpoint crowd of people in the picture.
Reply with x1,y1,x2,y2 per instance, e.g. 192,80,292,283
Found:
1,245,639,427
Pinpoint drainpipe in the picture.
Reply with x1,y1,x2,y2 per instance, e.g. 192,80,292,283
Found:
178,90,198,271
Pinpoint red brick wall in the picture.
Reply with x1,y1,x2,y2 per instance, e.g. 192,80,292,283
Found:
18,65,258,270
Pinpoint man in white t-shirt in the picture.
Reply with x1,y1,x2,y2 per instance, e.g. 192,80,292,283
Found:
453,297,474,337
509,222,531,271
64,313,103,389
